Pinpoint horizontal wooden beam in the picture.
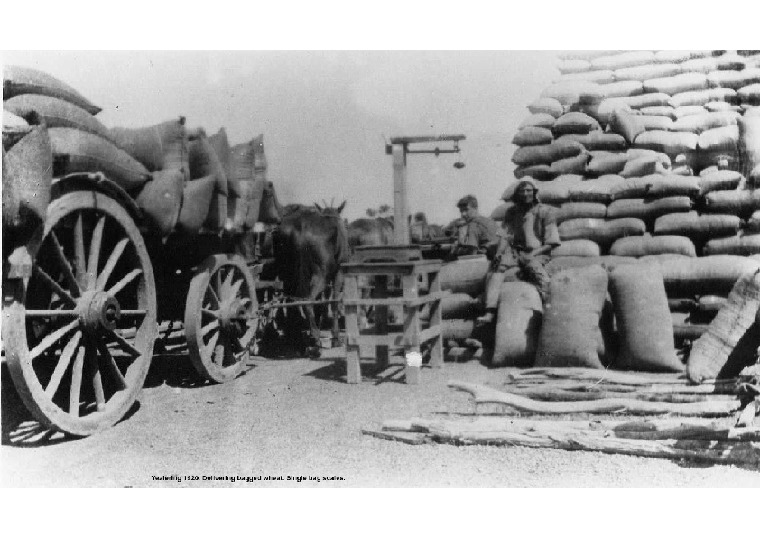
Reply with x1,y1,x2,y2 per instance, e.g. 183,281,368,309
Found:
343,291,448,308
389,135,466,144
341,261,443,276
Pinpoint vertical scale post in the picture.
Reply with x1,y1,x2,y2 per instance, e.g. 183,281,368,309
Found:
392,143,409,245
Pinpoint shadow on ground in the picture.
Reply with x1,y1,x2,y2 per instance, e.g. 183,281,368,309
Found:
1,363,141,447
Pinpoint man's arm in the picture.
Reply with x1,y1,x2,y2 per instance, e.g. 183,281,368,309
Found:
522,244,553,258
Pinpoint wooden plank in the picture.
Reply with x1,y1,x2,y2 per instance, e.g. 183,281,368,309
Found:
375,275,389,370
342,291,448,308
342,264,417,276
411,325,441,346
361,428,428,445
343,275,362,384
351,245,422,263
389,135,466,144
347,333,404,347
402,273,422,385
428,268,443,369
342,260,442,275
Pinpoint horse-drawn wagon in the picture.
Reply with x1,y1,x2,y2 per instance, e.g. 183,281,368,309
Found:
2,66,290,436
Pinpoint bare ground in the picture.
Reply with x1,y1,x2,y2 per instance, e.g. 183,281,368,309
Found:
2,347,760,488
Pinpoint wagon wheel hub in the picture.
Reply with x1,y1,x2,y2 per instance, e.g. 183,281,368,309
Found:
77,290,121,332
218,298,247,336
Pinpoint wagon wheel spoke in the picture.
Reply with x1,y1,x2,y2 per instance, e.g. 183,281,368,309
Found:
239,323,255,348
45,331,83,397
96,237,129,291
25,309,79,318
69,344,86,417
228,278,243,300
201,319,219,339
96,339,127,391
33,265,77,308
204,331,220,363
107,268,143,297
206,284,221,307
85,339,107,412
74,213,87,288
86,215,106,291
106,330,142,358
28,319,80,361
215,269,224,301
49,231,81,297
221,269,236,301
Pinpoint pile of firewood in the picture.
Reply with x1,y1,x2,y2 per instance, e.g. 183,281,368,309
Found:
363,367,760,466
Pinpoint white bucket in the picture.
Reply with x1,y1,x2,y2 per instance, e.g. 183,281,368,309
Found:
405,351,423,368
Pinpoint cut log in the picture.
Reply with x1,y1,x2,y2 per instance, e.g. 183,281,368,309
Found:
429,430,760,466
504,378,738,394
507,367,689,385
502,386,738,403
381,416,760,442
372,416,760,465
448,380,741,416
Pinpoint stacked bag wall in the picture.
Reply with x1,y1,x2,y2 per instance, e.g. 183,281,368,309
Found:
506,50,760,375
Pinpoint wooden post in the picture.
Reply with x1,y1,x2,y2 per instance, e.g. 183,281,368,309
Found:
428,268,443,368
403,273,421,384
392,143,409,245
374,275,389,370
343,275,362,384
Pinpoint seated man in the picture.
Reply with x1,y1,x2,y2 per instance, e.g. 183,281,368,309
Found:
448,194,500,259
477,178,560,325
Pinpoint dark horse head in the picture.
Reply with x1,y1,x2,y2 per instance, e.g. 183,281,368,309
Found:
272,200,349,350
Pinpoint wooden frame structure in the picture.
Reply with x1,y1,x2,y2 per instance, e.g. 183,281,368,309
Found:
341,247,446,384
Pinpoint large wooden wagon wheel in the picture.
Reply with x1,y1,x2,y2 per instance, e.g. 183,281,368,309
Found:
184,254,257,383
2,192,157,436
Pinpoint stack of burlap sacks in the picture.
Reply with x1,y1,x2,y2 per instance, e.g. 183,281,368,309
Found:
3,65,268,242
482,50,760,380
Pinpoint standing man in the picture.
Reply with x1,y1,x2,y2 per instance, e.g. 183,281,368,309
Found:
448,195,500,259
477,179,560,325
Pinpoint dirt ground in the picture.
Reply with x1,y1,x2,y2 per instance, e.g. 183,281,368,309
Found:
2,346,760,488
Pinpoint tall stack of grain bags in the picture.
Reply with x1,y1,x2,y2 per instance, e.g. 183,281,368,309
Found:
495,50,760,378
2,65,269,242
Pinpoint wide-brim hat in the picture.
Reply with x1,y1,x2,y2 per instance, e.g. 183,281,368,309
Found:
502,178,540,202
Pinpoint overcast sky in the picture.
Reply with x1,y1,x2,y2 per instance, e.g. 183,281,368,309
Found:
2,50,558,224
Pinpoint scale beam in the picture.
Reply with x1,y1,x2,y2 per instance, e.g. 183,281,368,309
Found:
386,134,466,245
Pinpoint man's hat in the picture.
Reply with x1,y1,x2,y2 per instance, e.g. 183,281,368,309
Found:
502,178,539,202
512,178,540,203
